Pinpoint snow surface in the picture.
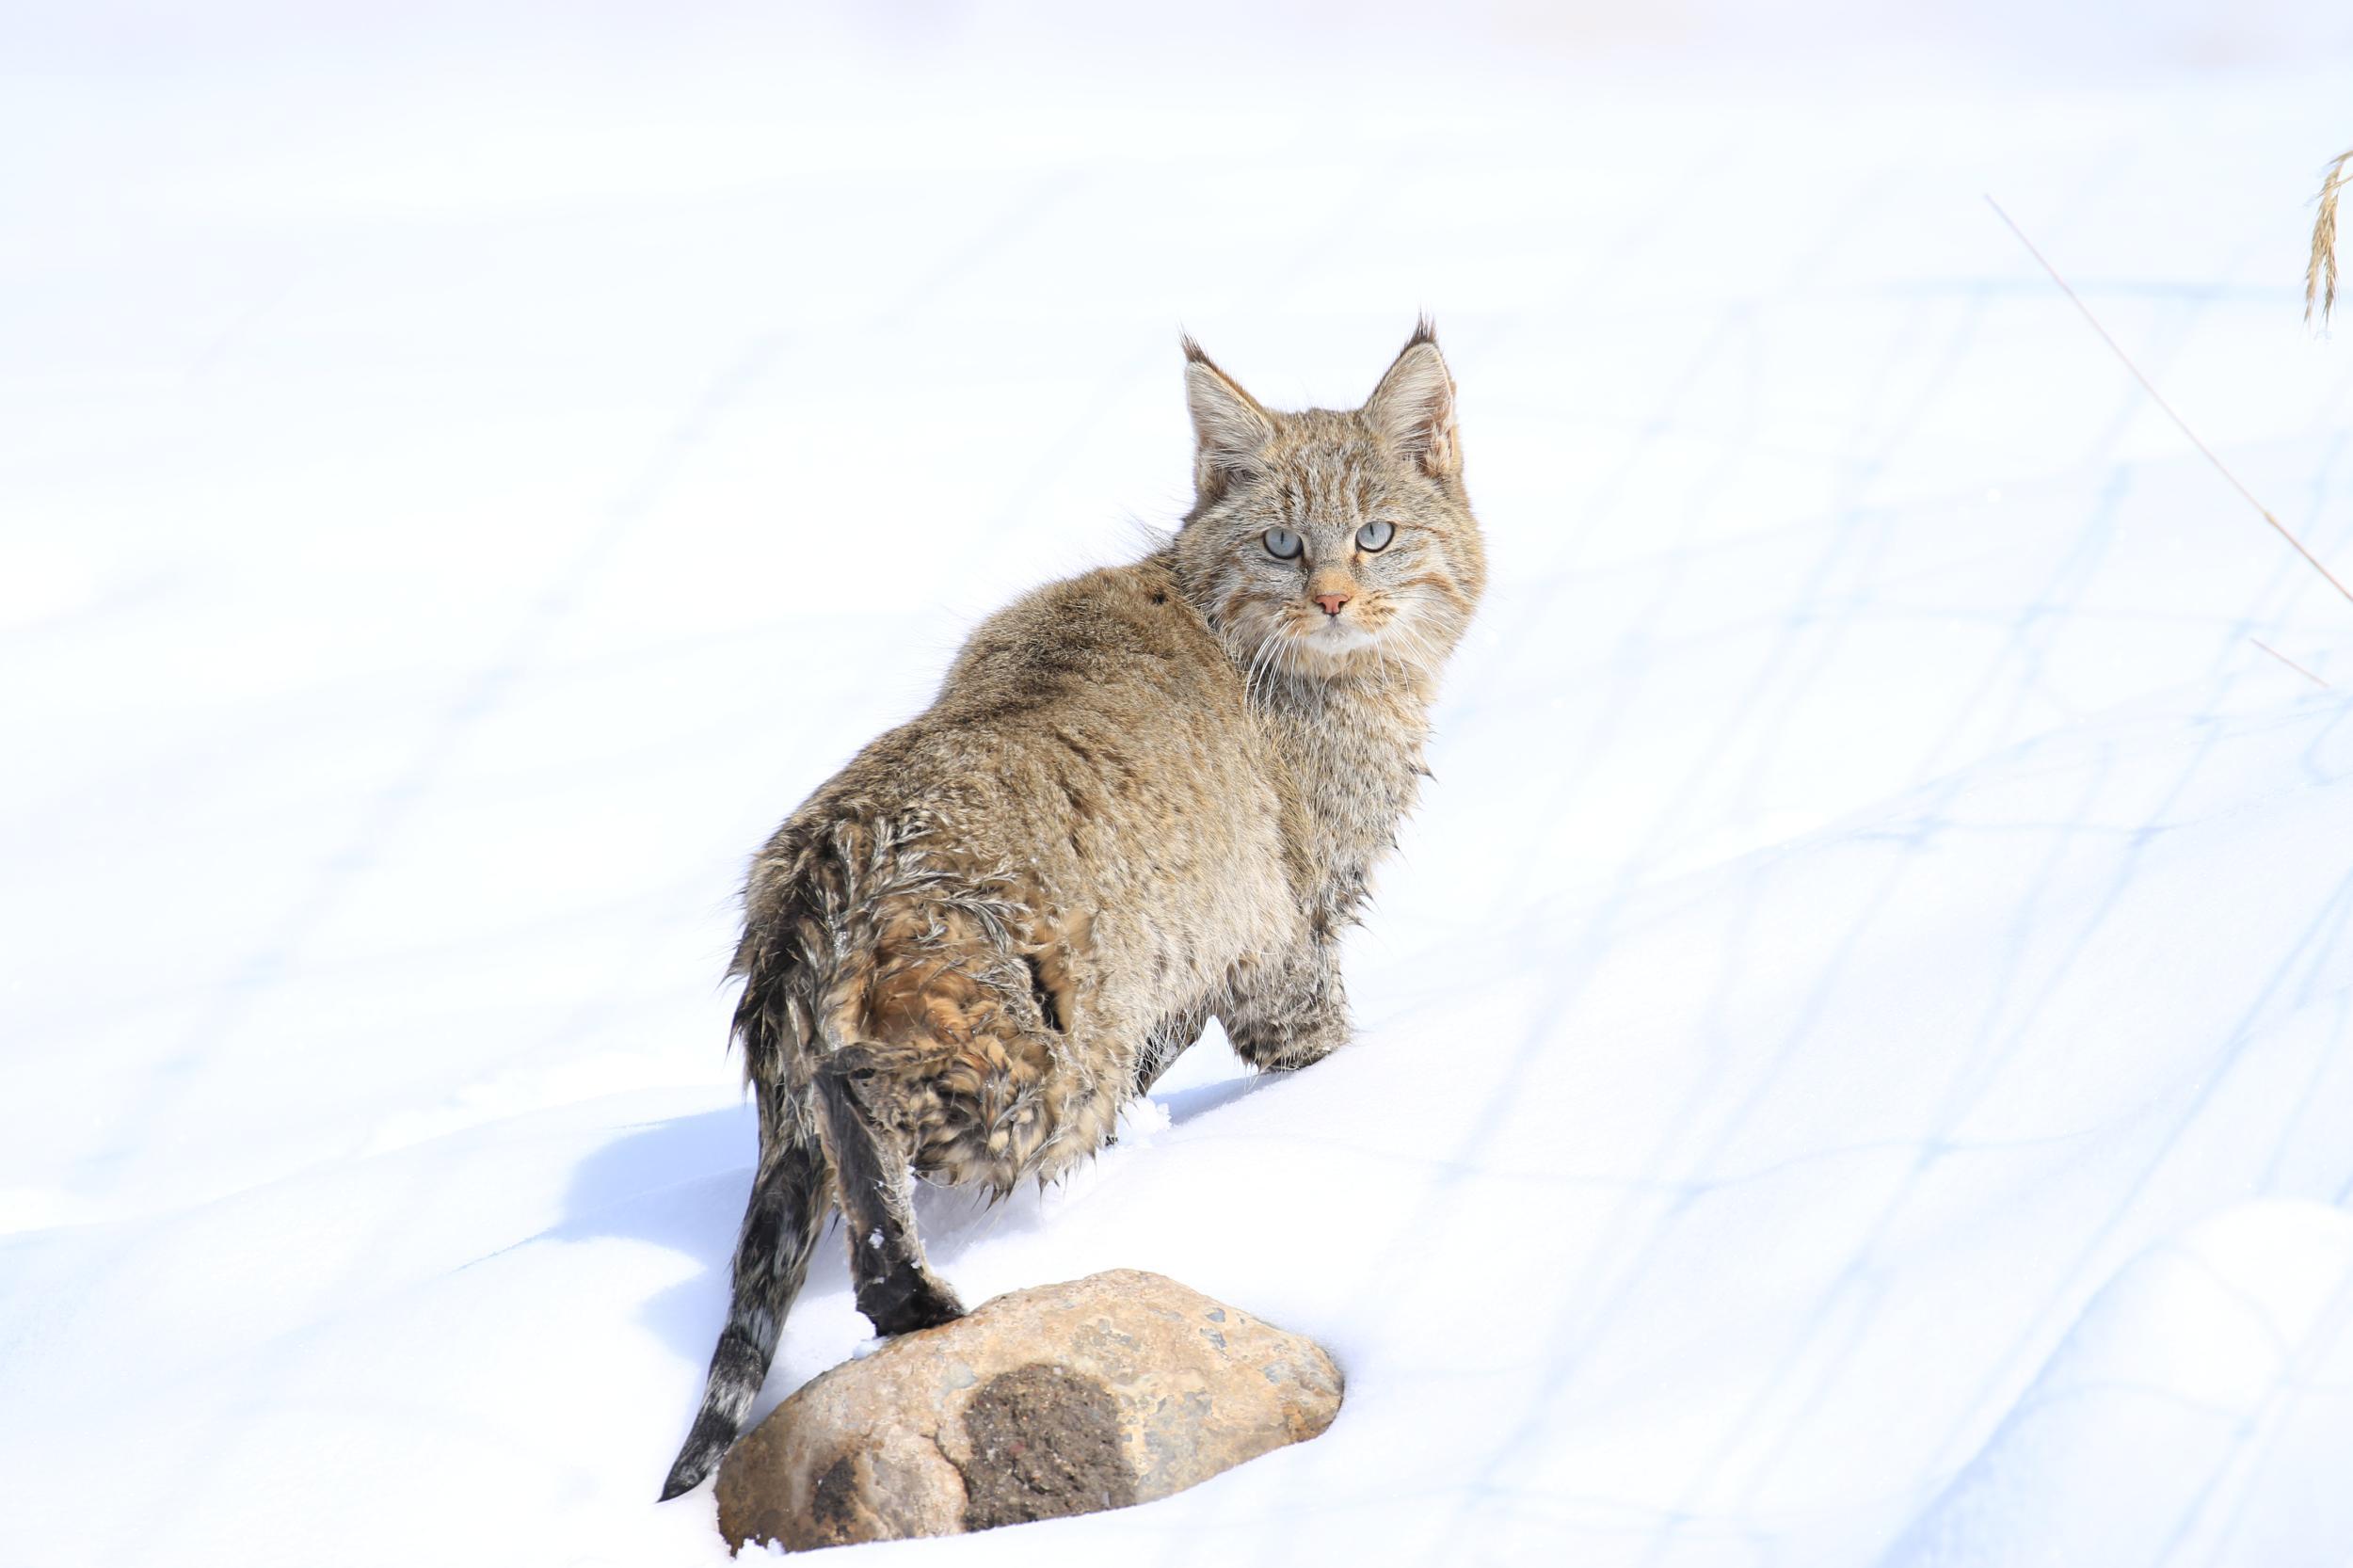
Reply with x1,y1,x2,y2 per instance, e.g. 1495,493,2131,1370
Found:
8,5,2353,1565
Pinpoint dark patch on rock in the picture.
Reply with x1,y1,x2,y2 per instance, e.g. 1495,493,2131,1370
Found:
957,1363,1136,1531
808,1454,861,1544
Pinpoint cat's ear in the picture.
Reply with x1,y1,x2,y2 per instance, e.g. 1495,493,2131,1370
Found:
1182,335,1276,500
1363,318,1460,480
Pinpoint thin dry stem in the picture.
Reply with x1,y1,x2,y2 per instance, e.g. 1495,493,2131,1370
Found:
1987,194,2353,616
2249,636,2330,689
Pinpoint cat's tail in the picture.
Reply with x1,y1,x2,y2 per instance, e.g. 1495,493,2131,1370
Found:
659,817,956,1500
658,1075,830,1501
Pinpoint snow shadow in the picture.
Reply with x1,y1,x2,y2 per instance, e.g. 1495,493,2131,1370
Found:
551,1050,1267,1368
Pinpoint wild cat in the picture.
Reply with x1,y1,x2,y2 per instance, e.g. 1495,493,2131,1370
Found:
661,322,1486,1499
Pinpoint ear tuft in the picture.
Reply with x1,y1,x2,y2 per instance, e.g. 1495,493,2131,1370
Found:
1182,336,1275,502
1363,319,1459,480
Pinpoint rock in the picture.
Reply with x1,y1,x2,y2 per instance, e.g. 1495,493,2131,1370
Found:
714,1269,1343,1552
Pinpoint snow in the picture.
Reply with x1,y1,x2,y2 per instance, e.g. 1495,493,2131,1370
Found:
7,5,2353,1565
1887,1202,2353,1567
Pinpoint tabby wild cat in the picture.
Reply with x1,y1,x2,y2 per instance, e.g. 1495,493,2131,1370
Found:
660,321,1485,1500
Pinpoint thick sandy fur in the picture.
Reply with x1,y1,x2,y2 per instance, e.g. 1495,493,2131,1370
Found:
661,321,1485,1499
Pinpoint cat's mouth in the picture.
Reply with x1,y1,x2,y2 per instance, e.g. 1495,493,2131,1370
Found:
1310,616,1374,646
1230,597,1413,678
1283,607,1381,664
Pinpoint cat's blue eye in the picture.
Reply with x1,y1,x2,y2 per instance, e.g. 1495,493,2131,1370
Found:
1263,528,1304,560
1355,520,1396,552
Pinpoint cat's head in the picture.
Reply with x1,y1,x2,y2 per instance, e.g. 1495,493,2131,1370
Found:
1171,321,1485,685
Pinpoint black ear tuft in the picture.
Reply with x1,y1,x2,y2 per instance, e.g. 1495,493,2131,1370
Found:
1183,337,1276,502
1364,322,1459,480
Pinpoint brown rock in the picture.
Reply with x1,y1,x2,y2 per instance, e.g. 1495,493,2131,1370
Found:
714,1269,1343,1552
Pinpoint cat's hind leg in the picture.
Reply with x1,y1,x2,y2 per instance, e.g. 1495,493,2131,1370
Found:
815,1051,966,1336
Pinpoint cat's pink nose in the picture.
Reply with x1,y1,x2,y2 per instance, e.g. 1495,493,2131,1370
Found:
1315,592,1351,616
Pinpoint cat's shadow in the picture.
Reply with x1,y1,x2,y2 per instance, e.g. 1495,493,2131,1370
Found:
552,1048,1275,1383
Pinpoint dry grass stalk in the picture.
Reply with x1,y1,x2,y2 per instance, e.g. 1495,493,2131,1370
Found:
1986,194,2353,615
2249,636,2330,689
2308,151,2353,328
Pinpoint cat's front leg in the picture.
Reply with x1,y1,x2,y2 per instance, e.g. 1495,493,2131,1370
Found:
1131,1004,1211,1096
1222,936,1351,1072
814,1054,965,1336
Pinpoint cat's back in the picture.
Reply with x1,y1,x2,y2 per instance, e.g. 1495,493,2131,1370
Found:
938,553,1235,732
789,553,1299,1016
819,553,1289,863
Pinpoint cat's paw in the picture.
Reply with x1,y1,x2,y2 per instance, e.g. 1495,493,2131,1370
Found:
1231,1013,1350,1072
858,1266,967,1336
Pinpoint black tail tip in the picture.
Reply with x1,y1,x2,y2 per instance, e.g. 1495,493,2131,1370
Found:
658,1455,710,1503
661,1402,745,1501
660,1435,725,1502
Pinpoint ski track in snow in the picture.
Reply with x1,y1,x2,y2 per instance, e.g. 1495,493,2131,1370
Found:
8,8,2353,1565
